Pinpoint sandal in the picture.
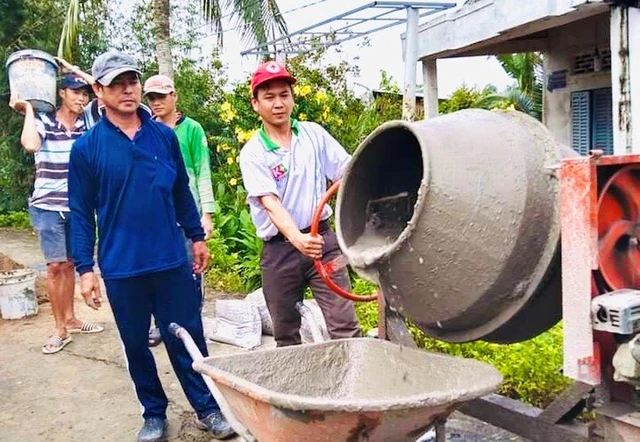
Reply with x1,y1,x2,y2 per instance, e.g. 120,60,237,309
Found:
148,327,163,347
68,321,104,334
42,335,72,354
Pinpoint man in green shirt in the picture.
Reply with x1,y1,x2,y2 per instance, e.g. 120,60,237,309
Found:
143,75,215,228
144,74,215,346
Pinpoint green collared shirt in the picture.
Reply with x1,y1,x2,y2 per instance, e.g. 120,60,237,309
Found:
258,119,300,151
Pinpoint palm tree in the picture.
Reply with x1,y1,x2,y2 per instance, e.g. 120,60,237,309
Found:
494,53,543,120
58,0,288,77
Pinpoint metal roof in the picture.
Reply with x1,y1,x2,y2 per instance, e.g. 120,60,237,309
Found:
241,1,456,56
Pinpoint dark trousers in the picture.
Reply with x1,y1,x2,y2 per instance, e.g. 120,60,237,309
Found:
104,264,218,420
261,226,361,347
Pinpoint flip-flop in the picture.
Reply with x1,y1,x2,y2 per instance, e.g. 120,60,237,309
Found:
42,335,72,354
68,321,104,334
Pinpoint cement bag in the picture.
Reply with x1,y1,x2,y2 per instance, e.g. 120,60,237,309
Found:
245,288,274,335
297,300,330,344
205,300,262,349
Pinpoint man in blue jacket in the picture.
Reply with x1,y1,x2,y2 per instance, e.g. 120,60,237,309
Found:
68,50,234,442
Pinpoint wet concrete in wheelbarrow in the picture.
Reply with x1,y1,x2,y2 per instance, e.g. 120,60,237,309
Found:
0,228,525,441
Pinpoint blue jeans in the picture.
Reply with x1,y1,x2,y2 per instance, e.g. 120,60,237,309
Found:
105,264,218,420
28,206,71,263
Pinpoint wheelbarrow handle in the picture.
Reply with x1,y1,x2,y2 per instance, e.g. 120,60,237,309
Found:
169,323,203,361
169,323,256,442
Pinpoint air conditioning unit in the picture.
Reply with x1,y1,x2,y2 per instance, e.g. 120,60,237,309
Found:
592,289,640,334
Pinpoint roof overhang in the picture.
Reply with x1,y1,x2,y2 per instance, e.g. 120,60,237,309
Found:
407,0,611,59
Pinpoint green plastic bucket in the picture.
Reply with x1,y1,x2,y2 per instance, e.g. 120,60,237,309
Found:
6,49,58,113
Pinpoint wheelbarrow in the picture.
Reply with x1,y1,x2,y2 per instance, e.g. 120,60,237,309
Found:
171,323,502,442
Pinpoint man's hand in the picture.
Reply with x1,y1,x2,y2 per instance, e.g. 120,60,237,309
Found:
192,240,210,274
9,93,31,115
54,56,74,72
80,271,102,310
291,232,324,259
201,212,213,240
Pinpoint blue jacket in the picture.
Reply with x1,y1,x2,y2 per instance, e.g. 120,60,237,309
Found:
69,108,205,279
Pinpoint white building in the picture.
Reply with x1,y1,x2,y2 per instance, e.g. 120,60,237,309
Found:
412,0,640,155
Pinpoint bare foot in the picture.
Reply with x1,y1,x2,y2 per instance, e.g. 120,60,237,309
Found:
65,319,83,330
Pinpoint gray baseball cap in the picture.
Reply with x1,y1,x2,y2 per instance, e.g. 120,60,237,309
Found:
91,50,142,86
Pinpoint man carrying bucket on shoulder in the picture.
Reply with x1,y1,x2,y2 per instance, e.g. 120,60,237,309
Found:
9,73,105,355
238,61,361,347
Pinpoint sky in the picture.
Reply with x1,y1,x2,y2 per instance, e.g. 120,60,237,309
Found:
194,0,515,98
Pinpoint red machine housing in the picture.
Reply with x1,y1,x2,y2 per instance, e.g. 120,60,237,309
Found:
562,152,640,405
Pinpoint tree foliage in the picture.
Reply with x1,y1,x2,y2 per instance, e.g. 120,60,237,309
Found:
495,53,543,120
0,0,106,212
439,83,496,114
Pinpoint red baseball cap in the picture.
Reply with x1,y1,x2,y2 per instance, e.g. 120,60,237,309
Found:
251,61,297,94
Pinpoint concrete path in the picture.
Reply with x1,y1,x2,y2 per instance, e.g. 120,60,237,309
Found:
0,228,525,442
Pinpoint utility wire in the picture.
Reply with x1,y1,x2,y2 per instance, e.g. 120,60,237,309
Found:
174,0,330,41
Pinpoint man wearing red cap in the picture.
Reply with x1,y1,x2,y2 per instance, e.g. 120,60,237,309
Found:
239,61,360,347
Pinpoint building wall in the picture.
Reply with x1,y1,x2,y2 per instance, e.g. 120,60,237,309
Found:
543,13,611,146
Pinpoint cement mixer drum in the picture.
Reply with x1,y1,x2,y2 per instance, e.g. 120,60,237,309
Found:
335,110,564,343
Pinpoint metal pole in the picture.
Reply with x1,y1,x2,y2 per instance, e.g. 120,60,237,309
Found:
402,6,419,121
435,418,446,442
275,48,286,65
422,58,438,120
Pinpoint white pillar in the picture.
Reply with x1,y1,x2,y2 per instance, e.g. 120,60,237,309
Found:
630,7,640,153
422,58,438,120
402,7,419,121
610,6,640,154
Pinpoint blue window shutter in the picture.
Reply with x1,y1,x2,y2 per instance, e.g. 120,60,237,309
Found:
592,88,613,155
571,91,591,155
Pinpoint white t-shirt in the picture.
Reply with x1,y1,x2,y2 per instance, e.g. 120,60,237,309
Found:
239,121,351,240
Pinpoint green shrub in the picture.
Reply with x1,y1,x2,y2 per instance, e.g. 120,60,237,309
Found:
351,276,569,408
0,211,31,229
353,277,379,333
412,323,570,408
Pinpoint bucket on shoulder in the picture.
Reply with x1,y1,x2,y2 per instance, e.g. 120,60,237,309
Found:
0,268,38,319
6,49,58,114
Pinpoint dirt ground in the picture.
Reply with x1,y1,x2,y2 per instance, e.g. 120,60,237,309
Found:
0,228,524,442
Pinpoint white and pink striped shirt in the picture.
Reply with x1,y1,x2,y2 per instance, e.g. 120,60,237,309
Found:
31,112,86,212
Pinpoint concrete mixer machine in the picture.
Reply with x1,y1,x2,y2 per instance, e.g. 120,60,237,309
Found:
310,109,640,441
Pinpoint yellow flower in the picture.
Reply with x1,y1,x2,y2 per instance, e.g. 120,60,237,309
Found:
298,113,307,121
220,108,237,123
220,102,232,112
236,156,240,163
314,90,327,103
235,128,255,144
227,157,234,165
294,84,312,97
321,106,331,122
229,178,238,186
